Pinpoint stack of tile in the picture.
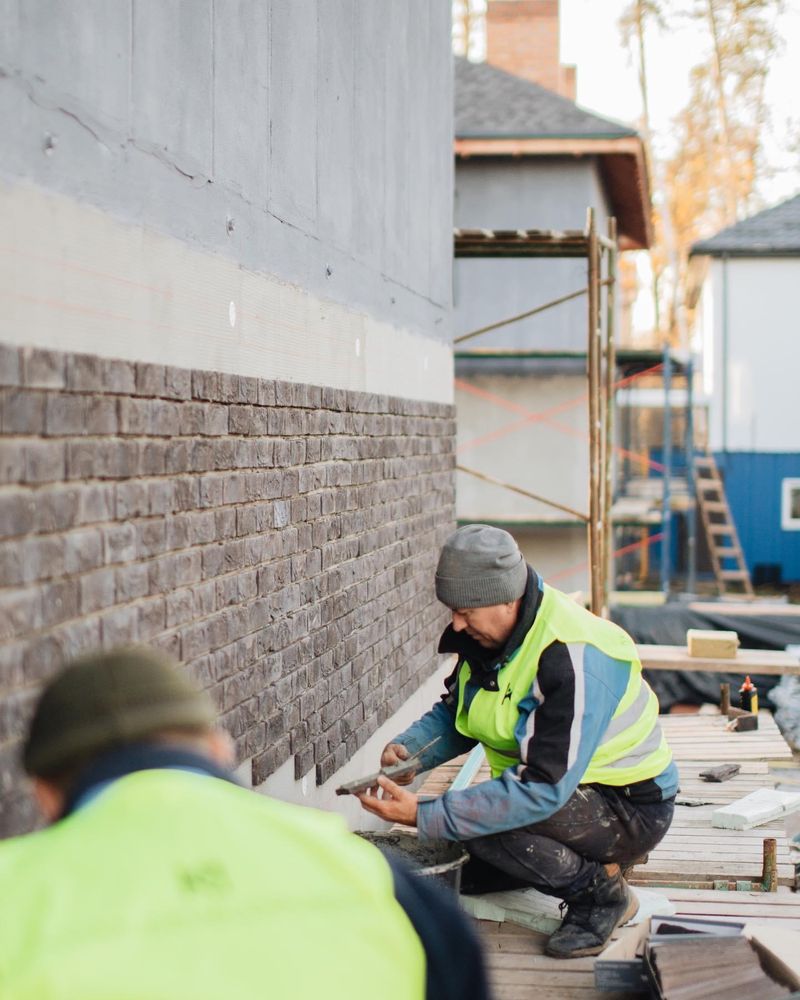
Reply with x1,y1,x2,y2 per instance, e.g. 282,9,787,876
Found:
647,935,790,999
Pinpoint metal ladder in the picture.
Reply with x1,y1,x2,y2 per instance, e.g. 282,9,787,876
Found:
694,453,754,597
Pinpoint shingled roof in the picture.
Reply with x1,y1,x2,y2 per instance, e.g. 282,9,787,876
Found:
453,57,651,250
455,56,636,140
691,194,800,257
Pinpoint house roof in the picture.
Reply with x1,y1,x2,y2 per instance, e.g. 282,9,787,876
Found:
690,194,800,257
453,58,652,250
455,57,636,140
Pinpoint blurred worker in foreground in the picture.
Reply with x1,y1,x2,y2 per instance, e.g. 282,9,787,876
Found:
0,646,489,1000
358,524,678,960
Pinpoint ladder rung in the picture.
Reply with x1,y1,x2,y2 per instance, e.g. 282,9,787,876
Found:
703,501,729,512
714,547,741,558
694,456,716,468
708,525,732,534
719,570,749,580
697,481,721,493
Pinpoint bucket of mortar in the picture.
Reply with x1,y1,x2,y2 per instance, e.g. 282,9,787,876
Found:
356,831,469,893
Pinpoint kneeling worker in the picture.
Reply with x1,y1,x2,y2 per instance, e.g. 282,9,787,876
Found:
358,524,678,959
0,646,489,1000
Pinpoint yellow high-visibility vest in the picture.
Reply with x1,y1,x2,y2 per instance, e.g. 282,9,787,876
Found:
455,584,672,784
0,769,426,999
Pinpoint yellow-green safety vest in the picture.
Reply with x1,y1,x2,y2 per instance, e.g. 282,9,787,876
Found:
455,584,672,784
0,769,426,1000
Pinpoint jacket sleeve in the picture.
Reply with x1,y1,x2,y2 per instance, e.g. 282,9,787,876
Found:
416,641,632,841
390,662,477,772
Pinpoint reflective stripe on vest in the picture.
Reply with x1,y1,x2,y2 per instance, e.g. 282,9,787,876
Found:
0,770,426,1000
454,583,672,784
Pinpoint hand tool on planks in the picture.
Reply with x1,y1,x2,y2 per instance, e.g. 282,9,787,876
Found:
335,737,442,796
700,764,741,783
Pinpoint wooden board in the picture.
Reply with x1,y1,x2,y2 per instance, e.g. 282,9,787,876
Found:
476,921,634,999
638,644,800,675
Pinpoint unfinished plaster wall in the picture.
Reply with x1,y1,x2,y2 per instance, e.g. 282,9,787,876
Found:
0,1,454,396
0,2,456,836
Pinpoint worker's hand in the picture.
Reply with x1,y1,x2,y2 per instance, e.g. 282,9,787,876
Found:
380,743,416,786
356,776,419,827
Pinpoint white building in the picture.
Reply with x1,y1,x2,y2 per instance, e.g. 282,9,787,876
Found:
690,193,800,583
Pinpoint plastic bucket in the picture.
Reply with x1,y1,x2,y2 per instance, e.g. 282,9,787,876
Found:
356,831,469,893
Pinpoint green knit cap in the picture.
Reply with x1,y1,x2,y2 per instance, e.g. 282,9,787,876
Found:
23,646,216,777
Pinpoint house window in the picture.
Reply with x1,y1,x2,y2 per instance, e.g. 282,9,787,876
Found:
781,479,800,531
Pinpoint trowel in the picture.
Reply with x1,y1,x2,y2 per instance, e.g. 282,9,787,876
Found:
335,737,441,796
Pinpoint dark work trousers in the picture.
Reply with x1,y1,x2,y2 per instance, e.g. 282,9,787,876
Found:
461,785,675,900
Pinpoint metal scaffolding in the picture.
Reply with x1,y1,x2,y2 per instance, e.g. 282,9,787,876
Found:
453,209,618,616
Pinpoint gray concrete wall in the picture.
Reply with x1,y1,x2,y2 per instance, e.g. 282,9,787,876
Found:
454,157,610,352
0,0,453,347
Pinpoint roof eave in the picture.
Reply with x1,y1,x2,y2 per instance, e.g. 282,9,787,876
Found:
690,246,800,258
454,136,653,250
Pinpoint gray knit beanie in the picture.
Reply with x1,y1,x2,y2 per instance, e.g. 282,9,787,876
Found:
435,524,528,609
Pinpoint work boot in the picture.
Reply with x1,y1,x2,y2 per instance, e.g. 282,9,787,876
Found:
544,865,639,959
621,853,649,879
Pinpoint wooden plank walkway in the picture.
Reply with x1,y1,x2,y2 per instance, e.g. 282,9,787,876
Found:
417,710,800,999
632,712,795,889
637,645,800,675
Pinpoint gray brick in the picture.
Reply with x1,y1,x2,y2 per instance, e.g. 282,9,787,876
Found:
138,441,167,475
135,363,166,397
0,344,21,387
2,390,47,434
136,519,166,558
138,596,166,639
64,528,104,573
118,397,154,435
257,380,276,406
80,568,116,614
191,371,220,401
39,578,79,628
24,441,66,483
101,605,139,645
115,481,149,519
103,522,137,563
164,366,192,400
21,348,66,389
76,395,128,436
0,441,24,483
0,588,41,640
115,563,149,601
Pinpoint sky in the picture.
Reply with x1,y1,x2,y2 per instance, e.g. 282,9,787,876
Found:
560,0,800,207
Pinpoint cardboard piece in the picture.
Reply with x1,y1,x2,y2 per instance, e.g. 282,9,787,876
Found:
711,788,800,830
748,927,800,992
461,884,674,936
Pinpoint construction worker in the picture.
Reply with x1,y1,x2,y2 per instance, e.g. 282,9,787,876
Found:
0,646,489,1000
358,524,678,960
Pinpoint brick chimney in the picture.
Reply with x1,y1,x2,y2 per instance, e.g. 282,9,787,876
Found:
486,0,577,99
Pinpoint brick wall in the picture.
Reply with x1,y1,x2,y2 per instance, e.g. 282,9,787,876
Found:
0,343,455,836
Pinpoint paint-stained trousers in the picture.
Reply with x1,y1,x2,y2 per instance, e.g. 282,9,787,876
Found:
461,784,675,900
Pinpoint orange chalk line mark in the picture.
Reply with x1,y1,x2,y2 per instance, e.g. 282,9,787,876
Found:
456,363,666,473
548,531,665,584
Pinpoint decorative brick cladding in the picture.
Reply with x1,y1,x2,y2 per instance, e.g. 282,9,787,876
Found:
0,344,455,836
